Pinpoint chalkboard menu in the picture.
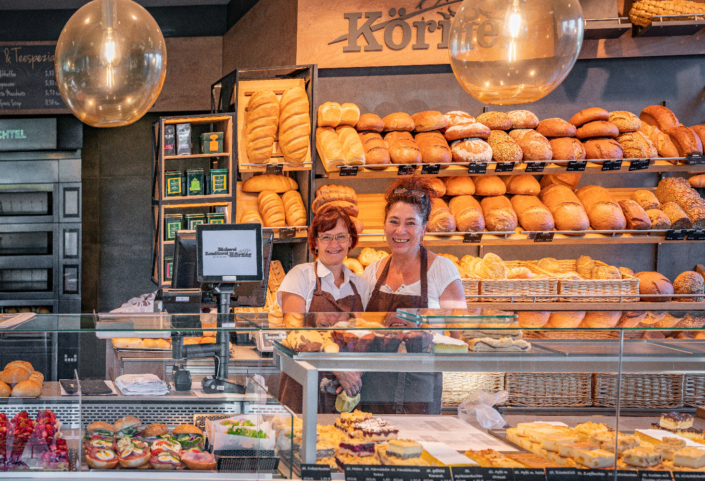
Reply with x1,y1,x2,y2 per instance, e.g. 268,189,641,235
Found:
0,44,66,111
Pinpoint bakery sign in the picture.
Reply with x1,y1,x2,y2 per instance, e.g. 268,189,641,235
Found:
297,0,468,68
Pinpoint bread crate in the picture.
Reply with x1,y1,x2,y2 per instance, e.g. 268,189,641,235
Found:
593,373,684,408
505,372,592,407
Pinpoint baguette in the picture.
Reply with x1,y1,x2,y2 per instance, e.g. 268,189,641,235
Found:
414,131,451,163
335,125,365,165
282,190,307,227
511,195,555,231
316,127,345,171
449,195,485,232
359,132,390,167
257,191,286,227
575,185,627,230
279,87,310,163
618,199,651,230
480,195,518,232
428,198,456,232
384,131,421,164
539,184,590,231
242,174,298,193
246,90,279,163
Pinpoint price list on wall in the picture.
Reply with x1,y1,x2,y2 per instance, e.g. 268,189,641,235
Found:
0,45,66,111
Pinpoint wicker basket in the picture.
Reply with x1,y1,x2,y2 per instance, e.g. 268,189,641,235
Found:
593,373,684,408
479,278,558,302
442,372,505,407
540,330,616,340
505,372,592,407
630,0,705,27
684,374,705,406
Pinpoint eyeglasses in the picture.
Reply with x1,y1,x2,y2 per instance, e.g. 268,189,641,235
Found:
393,187,427,200
318,233,350,244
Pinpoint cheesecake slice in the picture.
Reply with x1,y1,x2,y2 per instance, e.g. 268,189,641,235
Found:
517,423,553,437
575,448,615,469
541,434,580,453
385,439,423,460
558,441,599,458
673,447,705,469
623,446,662,468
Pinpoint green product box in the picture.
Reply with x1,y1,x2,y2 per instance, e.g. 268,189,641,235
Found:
209,168,229,195
185,213,205,230
207,213,225,224
164,214,183,241
165,170,183,197
200,132,224,154
186,168,205,196
164,256,174,281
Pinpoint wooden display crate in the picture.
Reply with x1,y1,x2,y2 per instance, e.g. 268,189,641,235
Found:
235,182,308,241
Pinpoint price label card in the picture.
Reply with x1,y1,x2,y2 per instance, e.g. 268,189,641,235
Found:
665,229,687,241
398,164,416,175
302,464,332,481
602,160,623,171
513,469,546,481
421,164,441,175
687,154,705,165
345,465,452,481
673,473,705,481
525,162,545,173
265,163,283,175
468,163,488,174
279,228,296,239
452,467,514,481
546,469,579,481
463,233,484,244
567,161,587,172
533,232,555,243
615,471,639,480
495,162,515,173
629,159,651,171
639,472,673,480
577,470,608,480
687,229,705,241
339,166,359,177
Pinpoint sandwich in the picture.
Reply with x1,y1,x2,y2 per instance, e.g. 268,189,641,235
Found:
116,436,151,468
85,447,118,469
149,439,182,470
83,421,115,447
151,438,181,455
172,424,204,450
180,448,216,470
114,416,142,438
140,423,170,443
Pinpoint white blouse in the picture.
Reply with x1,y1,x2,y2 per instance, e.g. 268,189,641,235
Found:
362,256,461,309
277,262,368,311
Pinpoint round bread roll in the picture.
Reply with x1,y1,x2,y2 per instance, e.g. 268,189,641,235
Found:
537,257,560,273
443,176,475,196
640,105,679,131
5,361,33,372
620,267,635,278
550,137,585,163
576,121,620,140
29,371,44,384
503,174,541,195
646,209,671,229
382,112,414,132
617,131,657,159
512,130,553,161
375,250,389,261
689,173,705,188
609,111,641,133
673,271,705,301
0,381,10,398
445,123,491,141
474,175,506,196
617,311,647,328
450,138,492,162
11,379,41,397
507,110,539,129
583,138,623,160
569,108,610,127
591,265,622,280
507,266,533,279
0,367,31,385
546,311,586,328
517,311,550,328
537,118,576,138
635,271,674,302
581,311,621,329
358,247,378,267
356,113,384,133
476,111,512,131
488,130,523,163
444,111,475,127
343,257,364,276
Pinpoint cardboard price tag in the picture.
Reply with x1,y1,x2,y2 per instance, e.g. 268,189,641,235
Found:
468,163,488,174
345,465,452,481
302,464,332,481
629,159,650,171
421,164,441,175
265,163,283,175
566,161,587,172
397,164,416,175
601,160,623,171
339,166,358,177
525,162,545,173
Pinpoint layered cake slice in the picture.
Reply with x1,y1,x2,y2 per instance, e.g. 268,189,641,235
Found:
541,434,580,452
655,437,687,461
600,435,640,454
431,334,468,354
575,448,615,468
660,412,694,431
378,441,428,466
338,439,377,457
558,442,599,458
349,419,399,442
334,410,373,434
623,445,662,468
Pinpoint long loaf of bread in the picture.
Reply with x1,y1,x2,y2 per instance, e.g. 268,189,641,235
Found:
510,195,555,231
313,185,357,212
316,127,345,171
539,185,590,231
282,190,307,226
246,90,279,163
359,132,390,168
257,191,286,227
336,125,365,165
278,87,310,163
242,174,297,193
449,195,485,232
575,185,627,230
240,208,263,224
428,198,456,232
480,195,518,232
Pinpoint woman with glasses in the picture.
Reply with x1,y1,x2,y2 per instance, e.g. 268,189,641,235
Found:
276,203,368,413
360,175,467,414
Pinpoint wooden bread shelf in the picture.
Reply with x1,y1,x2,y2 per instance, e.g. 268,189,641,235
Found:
236,182,308,240
460,301,705,311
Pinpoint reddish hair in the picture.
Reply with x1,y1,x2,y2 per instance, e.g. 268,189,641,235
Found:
308,204,359,256
384,175,435,224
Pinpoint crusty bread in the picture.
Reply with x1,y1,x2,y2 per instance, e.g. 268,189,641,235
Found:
503,174,541,195
314,200,359,217
511,130,552,161
575,185,627,230
539,173,581,189
428,198,456,232
690,173,705,188
278,86,310,163
550,137,585,162
480,195,518,232
246,90,279,163
617,131,657,159
583,138,623,159
359,132,390,167
443,176,475,196
335,125,365,165
444,111,475,127
282,190,307,227
646,209,671,229
581,311,621,329
411,111,449,132
507,110,539,129
313,184,357,212
474,175,506,196
0,381,10,398
317,102,342,128
609,111,641,133
242,174,297,193
661,201,692,229
488,130,523,163
639,123,679,158
450,138,492,162
415,131,451,163
449,195,485,232
257,191,286,227
569,107,610,127
640,105,679,131
537,118,576,137
517,311,550,328
635,271,674,302
382,112,414,131
511,195,555,231
356,113,384,132
630,190,660,210
576,121,620,140
673,271,705,302
618,199,651,230
476,111,511,130
11,379,41,397
339,103,360,127
426,177,446,197
539,184,590,231
664,126,704,157
384,131,421,164
445,123,491,141
546,311,586,328
315,127,345,170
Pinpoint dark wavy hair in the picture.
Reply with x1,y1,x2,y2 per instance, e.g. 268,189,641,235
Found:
308,204,359,256
383,175,435,225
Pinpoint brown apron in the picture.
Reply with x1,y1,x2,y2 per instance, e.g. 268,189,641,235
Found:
361,246,443,414
277,264,364,414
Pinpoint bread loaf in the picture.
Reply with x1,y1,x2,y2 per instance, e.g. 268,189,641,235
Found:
313,184,357,212
537,118,576,138
449,195,485,232
661,201,693,229
443,176,475,196
503,175,541,195
242,174,298,193
444,111,475,127
476,111,511,130
279,87,310,163
340,103,360,127
445,123,491,141
384,131,421,164
581,311,621,329
517,311,550,328
450,138,492,162
315,200,359,217
635,271,674,302
618,199,651,230
631,190,660,210
240,209,263,224
546,311,586,328
609,111,641,133
411,111,449,132
549,137,585,163
426,177,446,197
639,123,679,158
539,184,590,231
569,107,610,127
246,90,279,163
488,130,523,163
359,132,390,167
315,127,345,170
356,113,384,132
480,195,518,232
617,131,657,159
576,121,619,140
673,271,705,302
507,110,539,129
655,177,705,229
646,209,671,229
318,102,342,128
383,112,414,131
282,190,307,227
512,130,552,161
257,191,286,227
474,175,506,196
428,198,456,232
539,173,581,189
335,125,365,165
665,126,704,156
584,138,623,159
690,173,705,188
575,185,627,230
510,195,555,231
640,105,679,131
415,131,451,163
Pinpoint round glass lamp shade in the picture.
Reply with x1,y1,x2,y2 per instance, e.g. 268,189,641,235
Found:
449,0,583,105
55,0,167,127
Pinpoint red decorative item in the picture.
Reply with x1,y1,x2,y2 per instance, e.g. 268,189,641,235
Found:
8,412,34,463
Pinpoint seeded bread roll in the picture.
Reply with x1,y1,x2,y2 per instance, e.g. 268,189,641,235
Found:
537,118,576,137
445,123,491,141
617,131,657,159
339,103,360,127
576,121,620,140
507,110,539,129
428,198,456,232
411,111,449,132
503,175,541,195
474,175,506,196
664,126,704,157
583,138,623,159
609,111,641,133
257,191,286,227
630,190,660,210
279,87,310,163
477,111,512,130
635,271,674,302
356,113,384,132
359,132,390,167
575,185,627,230
384,131,421,164
335,125,365,165
510,195,555,231
242,174,298,193
480,195,518,232
246,89,279,163
539,173,582,189
549,137,585,162
569,107,610,127
488,130,523,163
443,176,476,196
618,199,651,230
510,129,552,161
317,102,342,128
382,112,414,132
639,123,679,158
415,131,452,163
640,105,679,131
673,271,705,301
661,202,692,229
539,184,590,231
646,209,671,229
450,138,493,162
449,195,485,232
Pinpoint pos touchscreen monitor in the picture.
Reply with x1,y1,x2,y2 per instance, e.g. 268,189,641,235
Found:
196,223,263,283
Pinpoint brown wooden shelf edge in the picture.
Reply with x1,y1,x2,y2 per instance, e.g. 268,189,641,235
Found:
463,301,705,311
